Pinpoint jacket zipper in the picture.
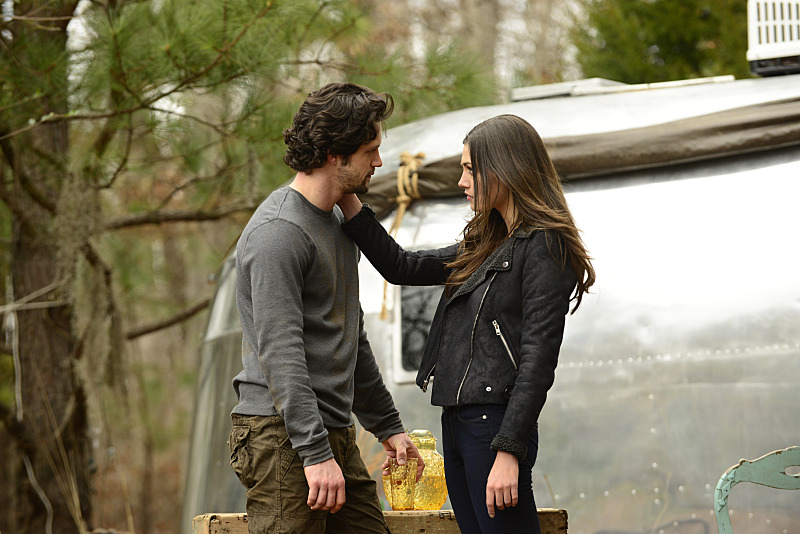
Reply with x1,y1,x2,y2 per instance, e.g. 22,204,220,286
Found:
456,273,497,404
492,319,518,371
422,365,434,392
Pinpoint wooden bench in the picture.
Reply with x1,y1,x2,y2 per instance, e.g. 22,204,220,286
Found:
193,509,568,533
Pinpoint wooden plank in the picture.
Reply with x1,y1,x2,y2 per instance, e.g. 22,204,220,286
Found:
538,508,569,534
193,508,567,534
192,513,248,534
384,510,459,534
385,509,567,533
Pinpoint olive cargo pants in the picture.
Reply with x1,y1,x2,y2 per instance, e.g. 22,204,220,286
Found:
229,414,389,534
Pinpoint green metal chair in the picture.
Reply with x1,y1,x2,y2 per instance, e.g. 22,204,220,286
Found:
714,446,800,534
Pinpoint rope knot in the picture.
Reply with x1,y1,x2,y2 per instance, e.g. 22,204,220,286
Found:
395,151,425,204
379,152,426,320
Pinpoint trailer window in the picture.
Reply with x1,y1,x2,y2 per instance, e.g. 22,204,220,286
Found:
400,285,444,372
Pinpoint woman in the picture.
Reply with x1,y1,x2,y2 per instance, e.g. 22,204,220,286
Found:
339,114,595,534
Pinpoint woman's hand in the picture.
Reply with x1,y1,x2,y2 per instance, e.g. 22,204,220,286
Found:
485,450,519,518
337,193,362,221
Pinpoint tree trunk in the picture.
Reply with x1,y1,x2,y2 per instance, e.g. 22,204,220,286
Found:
0,2,92,533
9,212,91,534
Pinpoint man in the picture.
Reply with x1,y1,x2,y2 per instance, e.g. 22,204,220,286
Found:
229,82,422,534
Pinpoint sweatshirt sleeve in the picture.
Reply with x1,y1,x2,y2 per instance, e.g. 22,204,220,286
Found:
342,204,458,286
239,220,333,466
351,307,406,441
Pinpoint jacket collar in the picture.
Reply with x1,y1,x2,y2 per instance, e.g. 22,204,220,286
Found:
449,226,541,300
450,235,516,300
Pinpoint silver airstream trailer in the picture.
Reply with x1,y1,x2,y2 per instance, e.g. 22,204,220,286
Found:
181,73,800,534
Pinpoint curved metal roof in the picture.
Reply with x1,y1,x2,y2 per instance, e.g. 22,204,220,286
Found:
361,74,800,217
376,74,800,177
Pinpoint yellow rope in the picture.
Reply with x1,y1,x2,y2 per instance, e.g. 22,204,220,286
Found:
387,151,425,234
380,151,425,320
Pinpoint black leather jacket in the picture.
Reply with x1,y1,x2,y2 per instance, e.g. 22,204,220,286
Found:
342,206,576,459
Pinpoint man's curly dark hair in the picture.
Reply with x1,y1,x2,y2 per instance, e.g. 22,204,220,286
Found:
283,82,394,173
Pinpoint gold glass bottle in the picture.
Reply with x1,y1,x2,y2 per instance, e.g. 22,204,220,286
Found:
382,429,448,510
383,457,417,510
407,429,448,510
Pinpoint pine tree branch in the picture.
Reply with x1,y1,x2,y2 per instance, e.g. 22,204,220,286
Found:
104,4,145,105
125,298,210,340
296,2,327,54
105,202,257,230
145,2,277,107
0,3,276,143
153,163,246,211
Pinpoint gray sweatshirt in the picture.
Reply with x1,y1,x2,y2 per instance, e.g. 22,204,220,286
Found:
232,187,404,466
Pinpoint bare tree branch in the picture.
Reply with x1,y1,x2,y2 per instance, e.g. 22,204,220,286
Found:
154,163,246,211
0,92,47,115
0,137,48,230
105,202,257,230
125,298,210,340
19,147,59,215
81,242,116,317
148,105,232,137
6,15,74,21
137,138,224,165
0,300,67,313
97,113,134,189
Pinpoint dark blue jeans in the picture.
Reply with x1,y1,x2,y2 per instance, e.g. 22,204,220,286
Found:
441,404,541,534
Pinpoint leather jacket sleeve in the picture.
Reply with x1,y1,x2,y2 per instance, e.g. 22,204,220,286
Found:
491,232,577,459
341,204,458,286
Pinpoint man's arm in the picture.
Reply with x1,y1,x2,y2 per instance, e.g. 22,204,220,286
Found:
243,221,334,462
244,220,351,511
351,308,425,480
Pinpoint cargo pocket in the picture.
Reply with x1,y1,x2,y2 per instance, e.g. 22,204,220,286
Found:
278,434,297,481
229,424,253,489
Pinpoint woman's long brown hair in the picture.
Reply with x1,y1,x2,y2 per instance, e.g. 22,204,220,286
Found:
445,114,595,313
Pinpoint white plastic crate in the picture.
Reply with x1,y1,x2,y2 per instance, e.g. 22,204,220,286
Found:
747,1,800,74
